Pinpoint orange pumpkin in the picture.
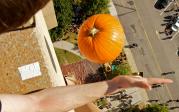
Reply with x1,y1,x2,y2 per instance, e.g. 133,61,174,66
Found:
78,14,125,64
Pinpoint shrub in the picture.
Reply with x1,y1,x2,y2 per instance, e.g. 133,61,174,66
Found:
81,0,110,19
142,104,169,112
123,104,169,112
112,63,131,75
50,0,74,42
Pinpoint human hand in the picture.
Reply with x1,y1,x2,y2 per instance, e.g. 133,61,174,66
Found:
112,75,173,89
106,76,173,94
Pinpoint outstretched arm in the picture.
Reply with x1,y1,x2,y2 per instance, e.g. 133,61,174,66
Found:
0,76,173,112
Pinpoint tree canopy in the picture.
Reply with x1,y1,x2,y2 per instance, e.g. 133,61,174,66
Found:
81,0,109,19
50,0,74,41
123,104,169,112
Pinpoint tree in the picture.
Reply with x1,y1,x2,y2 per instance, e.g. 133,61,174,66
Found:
81,0,110,19
142,104,169,112
112,63,131,75
50,0,74,42
123,104,169,112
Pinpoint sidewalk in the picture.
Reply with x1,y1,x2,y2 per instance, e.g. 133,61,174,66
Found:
53,40,84,58
109,0,149,105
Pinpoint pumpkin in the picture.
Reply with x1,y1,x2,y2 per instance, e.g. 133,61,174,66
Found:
78,14,125,64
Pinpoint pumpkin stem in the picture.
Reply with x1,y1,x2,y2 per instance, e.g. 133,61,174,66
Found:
89,27,99,37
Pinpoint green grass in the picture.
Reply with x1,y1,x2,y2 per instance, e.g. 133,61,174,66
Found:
55,48,82,65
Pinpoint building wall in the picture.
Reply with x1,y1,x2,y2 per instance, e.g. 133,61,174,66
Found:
35,10,75,112
0,29,51,94
35,11,66,87
42,0,58,30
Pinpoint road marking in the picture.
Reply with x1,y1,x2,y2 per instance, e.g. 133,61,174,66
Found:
133,0,175,106
160,2,173,16
171,31,179,40
155,30,161,40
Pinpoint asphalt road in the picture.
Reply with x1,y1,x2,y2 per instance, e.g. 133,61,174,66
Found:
113,0,179,111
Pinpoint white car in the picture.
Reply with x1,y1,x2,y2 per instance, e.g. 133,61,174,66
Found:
171,16,179,32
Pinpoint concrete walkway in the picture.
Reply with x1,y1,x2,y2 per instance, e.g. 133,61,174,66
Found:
109,0,149,105
53,40,84,58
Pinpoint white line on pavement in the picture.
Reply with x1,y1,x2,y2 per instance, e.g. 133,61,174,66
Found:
155,30,161,40
171,31,179,40
160,2,173,16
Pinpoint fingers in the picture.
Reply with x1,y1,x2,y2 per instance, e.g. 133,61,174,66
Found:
130,76,173,90
147,78,173,85
133,81,151,89
113,76,173,90
133,76,143,79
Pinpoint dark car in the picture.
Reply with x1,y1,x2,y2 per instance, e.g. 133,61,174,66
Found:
154,0,170,10
176,47,179,56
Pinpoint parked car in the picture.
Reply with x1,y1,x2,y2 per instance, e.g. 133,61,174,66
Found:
171,16,179,31
176,47,179,56
154,0,170,10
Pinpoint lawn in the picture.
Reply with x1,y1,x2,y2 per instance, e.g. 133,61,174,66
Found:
55,48,82,65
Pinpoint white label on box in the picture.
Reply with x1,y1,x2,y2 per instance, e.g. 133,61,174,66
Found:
18,62,42,80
